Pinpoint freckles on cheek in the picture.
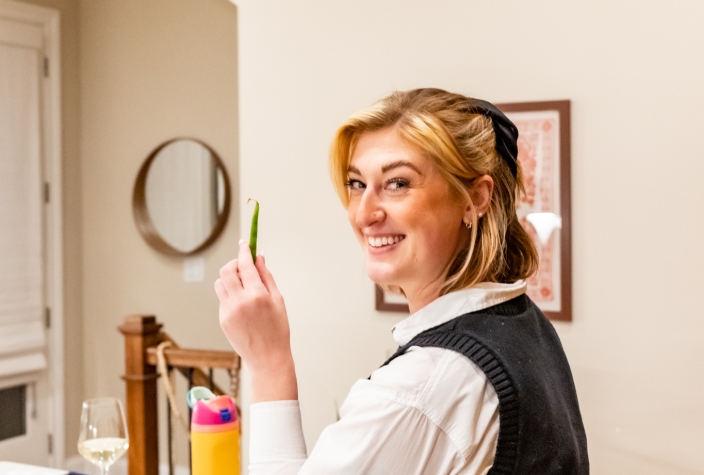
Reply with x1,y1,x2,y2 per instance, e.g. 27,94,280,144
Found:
425,226,456,255
417,204,463,254
405,212,447,253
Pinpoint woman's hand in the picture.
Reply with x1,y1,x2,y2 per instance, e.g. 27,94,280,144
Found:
215,240,298,402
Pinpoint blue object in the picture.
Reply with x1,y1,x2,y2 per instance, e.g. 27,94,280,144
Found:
187,386,216,408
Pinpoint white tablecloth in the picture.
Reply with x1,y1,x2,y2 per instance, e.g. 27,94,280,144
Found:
0,462,68,475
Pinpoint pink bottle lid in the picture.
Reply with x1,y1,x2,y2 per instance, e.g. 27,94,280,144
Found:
191,395,238,426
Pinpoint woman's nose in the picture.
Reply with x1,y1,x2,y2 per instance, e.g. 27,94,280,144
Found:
356,190,385,228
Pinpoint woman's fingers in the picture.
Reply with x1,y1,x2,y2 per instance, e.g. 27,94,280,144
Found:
219,258,243,294
256,255,282,299
214,278,229,300
237,240,266,291
218,242,271,298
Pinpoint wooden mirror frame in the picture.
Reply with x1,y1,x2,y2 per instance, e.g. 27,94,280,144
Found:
132,138,232,256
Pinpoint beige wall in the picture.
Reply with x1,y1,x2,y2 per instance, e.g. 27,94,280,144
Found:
234,1,704,473
78,0,238,462
18,0,83,459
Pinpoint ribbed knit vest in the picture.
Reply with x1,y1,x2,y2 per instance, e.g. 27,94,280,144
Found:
381,294,589,475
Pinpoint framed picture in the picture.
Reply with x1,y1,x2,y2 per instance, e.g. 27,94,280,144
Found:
375,285,409,313
498,100,572,322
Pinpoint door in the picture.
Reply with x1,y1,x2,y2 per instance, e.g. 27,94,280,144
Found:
0,13,52,466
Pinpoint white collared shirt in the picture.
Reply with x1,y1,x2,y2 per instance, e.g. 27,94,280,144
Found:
249,281,527,475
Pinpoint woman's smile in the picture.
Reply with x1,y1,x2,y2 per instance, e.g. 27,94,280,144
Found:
367,234,406,250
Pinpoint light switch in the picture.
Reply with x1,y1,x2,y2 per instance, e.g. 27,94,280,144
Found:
183,257,205,282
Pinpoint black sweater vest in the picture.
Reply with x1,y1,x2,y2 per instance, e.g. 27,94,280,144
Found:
381,294,589,475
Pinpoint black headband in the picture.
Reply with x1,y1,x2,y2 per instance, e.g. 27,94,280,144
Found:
467,99,519,177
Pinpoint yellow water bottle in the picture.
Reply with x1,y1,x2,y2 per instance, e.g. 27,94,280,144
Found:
188,387,240,475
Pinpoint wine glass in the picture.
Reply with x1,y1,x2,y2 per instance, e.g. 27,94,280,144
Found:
78,398,130,475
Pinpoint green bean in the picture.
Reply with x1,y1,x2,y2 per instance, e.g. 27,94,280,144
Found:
248,199,259,261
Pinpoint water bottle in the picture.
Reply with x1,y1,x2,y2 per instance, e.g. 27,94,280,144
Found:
187,387,240,475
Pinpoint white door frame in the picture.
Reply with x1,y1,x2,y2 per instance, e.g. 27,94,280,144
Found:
0,0,64,466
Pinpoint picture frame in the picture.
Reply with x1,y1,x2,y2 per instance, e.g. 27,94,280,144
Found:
497,100,572,322
375,285,409,313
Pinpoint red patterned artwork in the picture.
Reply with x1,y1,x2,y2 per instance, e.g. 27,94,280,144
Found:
500,100,571,321
507,111,562,312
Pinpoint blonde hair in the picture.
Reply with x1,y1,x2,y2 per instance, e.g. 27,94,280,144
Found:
329,88,538,294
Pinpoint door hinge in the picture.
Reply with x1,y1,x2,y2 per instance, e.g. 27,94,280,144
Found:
44,182,50,203
45,307,51,329
44,57,49,77
47,433,53,455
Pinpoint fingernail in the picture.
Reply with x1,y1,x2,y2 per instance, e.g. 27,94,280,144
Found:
239,239,244,245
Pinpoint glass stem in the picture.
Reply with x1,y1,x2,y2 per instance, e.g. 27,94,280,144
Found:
101,465,108,475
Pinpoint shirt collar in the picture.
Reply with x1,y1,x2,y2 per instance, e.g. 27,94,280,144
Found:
392,280,528,346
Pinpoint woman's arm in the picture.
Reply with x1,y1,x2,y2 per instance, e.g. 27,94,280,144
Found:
215,240,297,402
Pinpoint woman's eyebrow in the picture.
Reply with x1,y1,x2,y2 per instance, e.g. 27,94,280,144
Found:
381,160,422,174
347,160,422,175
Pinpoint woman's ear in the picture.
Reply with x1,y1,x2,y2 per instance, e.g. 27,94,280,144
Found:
464,175,494,222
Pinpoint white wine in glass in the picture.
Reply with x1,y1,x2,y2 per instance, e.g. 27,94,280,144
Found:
78,398,129,475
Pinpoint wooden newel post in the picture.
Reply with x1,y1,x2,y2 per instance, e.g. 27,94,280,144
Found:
119,315,164,475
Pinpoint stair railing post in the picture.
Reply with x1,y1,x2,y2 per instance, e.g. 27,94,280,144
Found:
118,315,163,475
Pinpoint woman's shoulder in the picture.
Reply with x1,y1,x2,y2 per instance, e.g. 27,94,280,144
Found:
351,345,497,416
367,346,451,400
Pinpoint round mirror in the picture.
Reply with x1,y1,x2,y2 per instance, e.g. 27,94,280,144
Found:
132,138,231,255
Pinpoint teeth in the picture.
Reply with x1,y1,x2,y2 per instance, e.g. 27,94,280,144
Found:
368,236,404,247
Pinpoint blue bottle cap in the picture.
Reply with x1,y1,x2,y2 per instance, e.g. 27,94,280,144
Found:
187,386,216,408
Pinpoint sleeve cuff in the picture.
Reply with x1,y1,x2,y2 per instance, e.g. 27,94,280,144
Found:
249,400,308,463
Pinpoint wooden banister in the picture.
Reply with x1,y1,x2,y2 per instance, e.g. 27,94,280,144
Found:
118,315,163,475
146,347,237,370
119,315,240,475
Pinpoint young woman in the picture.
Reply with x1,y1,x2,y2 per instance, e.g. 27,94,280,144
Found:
215,88,588,474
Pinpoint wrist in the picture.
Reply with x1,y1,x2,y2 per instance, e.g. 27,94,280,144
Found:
250,357,298,403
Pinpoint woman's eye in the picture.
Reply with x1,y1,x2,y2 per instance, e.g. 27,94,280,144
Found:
345,178,365,190
386,178,409,191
